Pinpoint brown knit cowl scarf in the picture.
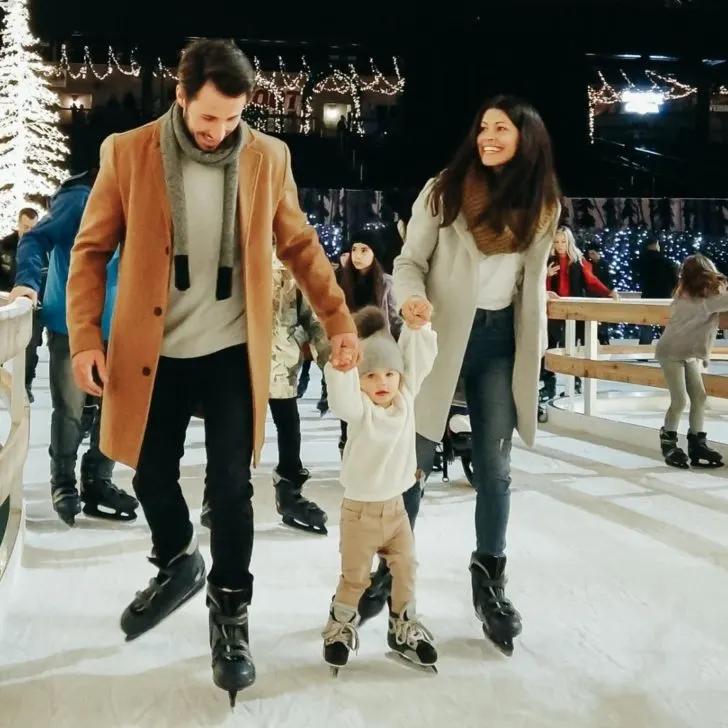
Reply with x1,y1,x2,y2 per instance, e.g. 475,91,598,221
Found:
461,165,555,255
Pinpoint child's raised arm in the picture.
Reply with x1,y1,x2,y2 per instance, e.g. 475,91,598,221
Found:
399,322,438,397
324,362,365,424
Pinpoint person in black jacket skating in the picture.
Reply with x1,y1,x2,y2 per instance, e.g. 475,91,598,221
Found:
634,238,678,345
585,242,613,345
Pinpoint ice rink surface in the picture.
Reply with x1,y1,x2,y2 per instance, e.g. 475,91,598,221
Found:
1,356,727,728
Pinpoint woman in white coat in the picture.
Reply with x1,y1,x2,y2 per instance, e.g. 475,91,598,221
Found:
357,96,561,655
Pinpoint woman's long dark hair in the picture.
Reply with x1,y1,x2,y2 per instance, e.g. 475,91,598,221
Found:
428,95,561,251
337,229,387,312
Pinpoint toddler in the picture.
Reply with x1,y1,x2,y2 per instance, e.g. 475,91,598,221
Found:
322,305,438,674
656,253,727,468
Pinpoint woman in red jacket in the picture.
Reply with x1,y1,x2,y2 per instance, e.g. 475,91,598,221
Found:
541,226,618,399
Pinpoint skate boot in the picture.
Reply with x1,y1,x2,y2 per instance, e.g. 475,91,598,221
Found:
387,603,437,672
687,431,724,468
470,552,522,656
120,544,206,640
575,377,582,395
322,602,360,677
50,459,82,526
660,427,689,469
273,467,328,535
80,477,138,522
357,557,392,626
207,584,256,707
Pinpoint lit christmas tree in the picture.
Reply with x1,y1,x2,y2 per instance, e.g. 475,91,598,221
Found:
0,0,68,232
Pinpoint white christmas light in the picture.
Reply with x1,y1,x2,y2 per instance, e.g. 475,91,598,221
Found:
0,0,68,232
621,89,664,114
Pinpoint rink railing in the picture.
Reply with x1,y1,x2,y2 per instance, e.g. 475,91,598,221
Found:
544,297,728,417
0,292,33,598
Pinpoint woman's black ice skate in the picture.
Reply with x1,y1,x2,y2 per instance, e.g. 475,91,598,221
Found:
273,468,328,535
687,431,723,468
207,584,256,707
81,478,139,522
322,602,360,677
470,553,522,656
51,482,82,526
357,558,392,626
660,427,689,469
387,605,437,673
120,547,206,640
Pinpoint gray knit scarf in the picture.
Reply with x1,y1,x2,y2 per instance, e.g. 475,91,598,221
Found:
159,103,244,300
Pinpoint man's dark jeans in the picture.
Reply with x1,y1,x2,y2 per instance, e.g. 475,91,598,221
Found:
268,397,303,479
132,344,255,594
47,331,113,484
402,307,517,557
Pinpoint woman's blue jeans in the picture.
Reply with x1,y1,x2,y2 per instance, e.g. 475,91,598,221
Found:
403,307,517,556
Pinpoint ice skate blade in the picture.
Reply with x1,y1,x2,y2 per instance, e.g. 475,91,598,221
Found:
690,460,723,469
385,651,438,674
329,666,340,678
228,691,237,709
83,503,138,522
281,516,328,536
666,461,690,470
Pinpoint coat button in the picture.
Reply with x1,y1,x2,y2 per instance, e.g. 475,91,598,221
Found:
153,306,162,316
142,366,152,376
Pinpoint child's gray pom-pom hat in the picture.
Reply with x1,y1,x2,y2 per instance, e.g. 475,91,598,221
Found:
355,306,404,376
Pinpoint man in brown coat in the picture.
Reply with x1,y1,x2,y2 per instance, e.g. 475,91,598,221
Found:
66,39,357,705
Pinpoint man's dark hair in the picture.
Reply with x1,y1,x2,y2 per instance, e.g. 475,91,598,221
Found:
18,207,37,220
177,39,256,100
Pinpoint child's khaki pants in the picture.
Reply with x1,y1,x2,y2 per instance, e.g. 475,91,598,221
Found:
334,495,415,614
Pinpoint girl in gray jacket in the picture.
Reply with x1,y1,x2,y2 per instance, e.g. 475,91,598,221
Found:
656,254,726,468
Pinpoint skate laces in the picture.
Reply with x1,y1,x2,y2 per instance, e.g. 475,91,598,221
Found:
482,582,518,617
322,619,360,653
131,559,172,611
390,616,435,649
215,612,253,662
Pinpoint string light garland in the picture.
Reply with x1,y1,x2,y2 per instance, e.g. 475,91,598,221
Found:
51,44,403,135
587,69,697,142
0,0,68,231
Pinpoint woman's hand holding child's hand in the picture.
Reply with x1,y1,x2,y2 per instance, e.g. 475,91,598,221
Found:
402,297,433,330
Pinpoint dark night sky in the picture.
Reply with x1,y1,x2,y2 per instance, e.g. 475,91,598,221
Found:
26,0,728,189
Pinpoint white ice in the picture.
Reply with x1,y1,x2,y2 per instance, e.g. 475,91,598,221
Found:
1,352,728,728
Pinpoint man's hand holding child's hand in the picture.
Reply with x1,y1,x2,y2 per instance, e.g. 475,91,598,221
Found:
330,333,360,372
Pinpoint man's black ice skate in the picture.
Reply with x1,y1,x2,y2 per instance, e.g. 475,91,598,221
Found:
660,427,689,469
81,477,139,522
120,546,206,640
357,557,392,626
687,431,723,468
387,604,437,673
273,467,328,535
470,553,522,656
50,459,82,526
322,602,360,677
51,482,82,526
207,584,256,707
